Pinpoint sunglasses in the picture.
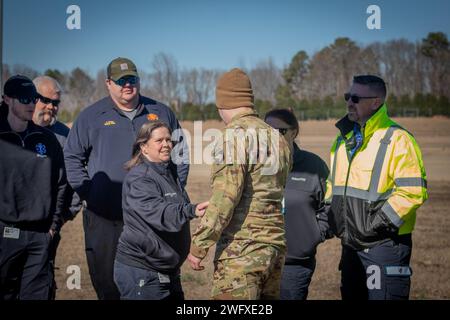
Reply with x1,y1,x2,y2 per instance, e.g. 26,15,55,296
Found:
15,96,38,105
38,94,61,107
344,93,378,104
277,128,288,136
111,76,139,87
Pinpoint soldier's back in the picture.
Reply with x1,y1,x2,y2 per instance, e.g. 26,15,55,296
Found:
215,110,292,260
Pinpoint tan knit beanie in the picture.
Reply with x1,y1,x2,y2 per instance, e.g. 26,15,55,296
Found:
215,68,255,109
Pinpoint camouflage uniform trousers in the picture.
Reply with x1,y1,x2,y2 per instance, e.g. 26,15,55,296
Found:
211,246,285,300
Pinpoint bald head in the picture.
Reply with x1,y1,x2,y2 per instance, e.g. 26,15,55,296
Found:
32,76,62,127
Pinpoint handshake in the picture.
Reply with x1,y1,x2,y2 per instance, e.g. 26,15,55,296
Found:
194,201,209,218
189,201,210,271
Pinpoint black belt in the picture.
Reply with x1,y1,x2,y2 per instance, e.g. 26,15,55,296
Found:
0,218,51,232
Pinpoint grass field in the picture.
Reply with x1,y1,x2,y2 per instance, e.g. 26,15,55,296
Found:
55,117,450,299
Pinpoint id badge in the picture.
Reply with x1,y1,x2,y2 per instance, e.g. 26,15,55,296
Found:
3,227,20,239
158,272,171,284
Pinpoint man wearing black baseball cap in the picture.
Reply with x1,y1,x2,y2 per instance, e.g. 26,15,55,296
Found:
0,75,69,300
64,57,189,299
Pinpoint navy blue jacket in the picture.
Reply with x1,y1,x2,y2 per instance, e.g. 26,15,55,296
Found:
284,143,331,263
46,120,82,222
116,159,196,274
64,95,189,220
48,120,70,148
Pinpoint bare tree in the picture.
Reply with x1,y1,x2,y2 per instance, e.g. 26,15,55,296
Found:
181,68,218,105
11,64,39,80
329,38,363,98
150,52,180,109
305,38,379,100
91,69,108,102
249,58,283,105
414,41,428,95
421,32,450,97
369,39,417,97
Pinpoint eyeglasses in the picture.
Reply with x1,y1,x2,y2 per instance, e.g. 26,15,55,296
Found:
344,93,378,104
111,76,139,87
38,94,61,107
15,96,38,105
277,128,288,136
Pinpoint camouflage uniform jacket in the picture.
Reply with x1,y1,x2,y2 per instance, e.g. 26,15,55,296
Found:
190,110,292,260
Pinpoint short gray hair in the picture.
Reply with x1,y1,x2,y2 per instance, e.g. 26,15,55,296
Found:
33,76,62,94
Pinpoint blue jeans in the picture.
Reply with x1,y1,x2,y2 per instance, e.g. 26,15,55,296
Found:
280,258,316,300
113,260,184,300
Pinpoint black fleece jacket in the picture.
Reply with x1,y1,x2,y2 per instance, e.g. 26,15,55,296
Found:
116,159,196,274
284,143,331,263
0,115,69,231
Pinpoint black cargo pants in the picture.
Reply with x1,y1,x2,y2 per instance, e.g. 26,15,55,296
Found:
0,221,52,300
340,234,412,300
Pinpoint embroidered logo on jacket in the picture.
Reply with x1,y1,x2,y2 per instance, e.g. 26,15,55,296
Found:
164,192,177,198
147,113,159,121
104,120,116,126
35,143,47,157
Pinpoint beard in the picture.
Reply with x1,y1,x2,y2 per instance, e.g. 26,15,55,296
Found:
36,109,55,126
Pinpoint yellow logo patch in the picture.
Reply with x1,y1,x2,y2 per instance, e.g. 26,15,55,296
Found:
147,113,159,121
104,120,116,126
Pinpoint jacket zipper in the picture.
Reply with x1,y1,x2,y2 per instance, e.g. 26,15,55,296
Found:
115,105,143,139
342,155,354,244
1,130,45,149
342,125,365,244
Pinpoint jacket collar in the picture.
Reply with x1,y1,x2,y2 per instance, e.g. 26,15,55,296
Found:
229,109,259,124
335,103,390,139
0,116,37,135
292,142,302,164
108,95,145,117
362,103,391,138
143,157,172,176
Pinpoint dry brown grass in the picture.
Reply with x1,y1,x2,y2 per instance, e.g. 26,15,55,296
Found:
55,117,450,299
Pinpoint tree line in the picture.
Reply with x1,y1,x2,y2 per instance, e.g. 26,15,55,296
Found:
2,32,449,122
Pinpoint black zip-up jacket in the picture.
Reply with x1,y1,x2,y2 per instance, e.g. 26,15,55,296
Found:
284,143,331,264
0,117,68,231
64,95,189,221
116,159,196,274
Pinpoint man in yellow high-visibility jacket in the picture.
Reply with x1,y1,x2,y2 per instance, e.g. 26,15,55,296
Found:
326,75,428,300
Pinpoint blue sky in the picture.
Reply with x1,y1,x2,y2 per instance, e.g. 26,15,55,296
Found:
3,0,450,75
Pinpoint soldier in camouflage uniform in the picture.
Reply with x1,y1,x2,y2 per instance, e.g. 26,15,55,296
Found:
187,68,292,300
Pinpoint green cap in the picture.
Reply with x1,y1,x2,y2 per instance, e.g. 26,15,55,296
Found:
107,57,139,81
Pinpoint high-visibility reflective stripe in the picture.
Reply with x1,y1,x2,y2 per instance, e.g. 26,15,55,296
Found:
368,126,399,201
331,136,342,186
378,189,393,201
381,201,404,227
332,127,399,202
395,177,427,188
385,266,412,277
332,186,392,201
331,179,425,201
330,126,424,206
